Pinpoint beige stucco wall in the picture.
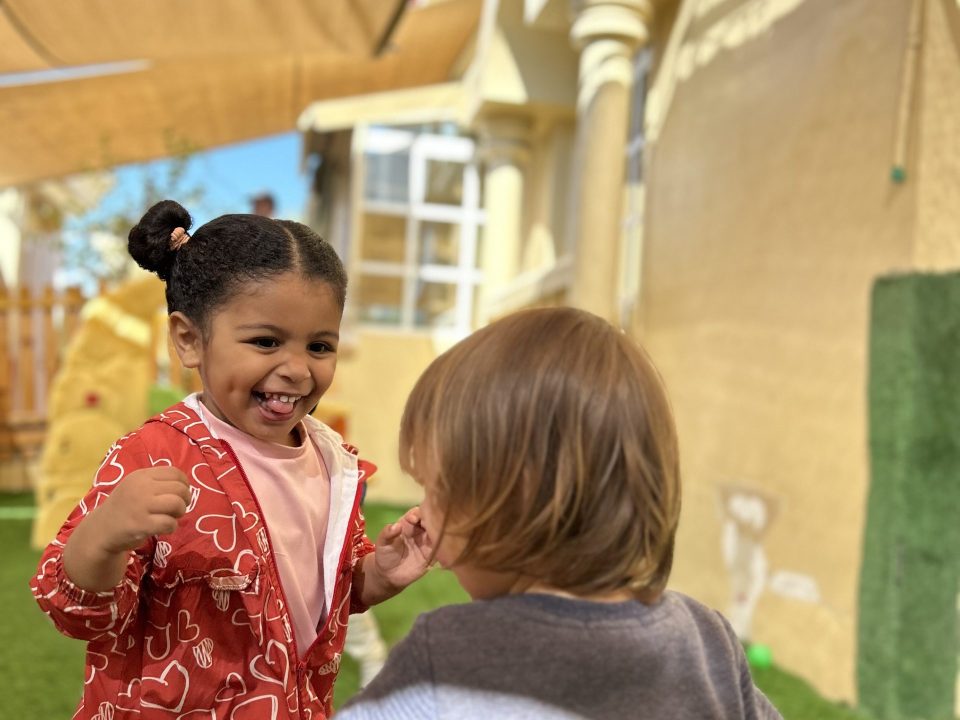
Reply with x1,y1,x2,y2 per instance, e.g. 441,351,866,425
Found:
330,330,441,505
640,0,920,702
913,0,960,269
466,0,577,114
521,119,575,272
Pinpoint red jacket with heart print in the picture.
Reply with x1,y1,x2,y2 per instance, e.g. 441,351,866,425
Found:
31,397,376,720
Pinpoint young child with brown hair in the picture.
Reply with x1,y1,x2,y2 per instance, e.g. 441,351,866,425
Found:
338,306,782,719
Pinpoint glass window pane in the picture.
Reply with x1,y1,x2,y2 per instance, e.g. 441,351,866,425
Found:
360,213,406,263
418,221,459,266
355,275,404,325
364,150,409,203
424,159,465,205
414,281,457,328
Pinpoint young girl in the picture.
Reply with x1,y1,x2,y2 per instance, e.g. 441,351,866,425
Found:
338,307,783,719
31,200,431,720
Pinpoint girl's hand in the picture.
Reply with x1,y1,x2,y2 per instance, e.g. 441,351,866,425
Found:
365,507,433,602
96,467,193,553
63,467,191,592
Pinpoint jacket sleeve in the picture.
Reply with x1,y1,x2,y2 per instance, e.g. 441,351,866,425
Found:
348,458,378,614
30,432,156,641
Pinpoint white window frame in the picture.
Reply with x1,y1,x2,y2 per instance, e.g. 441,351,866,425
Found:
356,127,485,334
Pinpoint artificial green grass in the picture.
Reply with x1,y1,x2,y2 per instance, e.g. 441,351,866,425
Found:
751,663,872,720
1,493,86,720
5,494,869,719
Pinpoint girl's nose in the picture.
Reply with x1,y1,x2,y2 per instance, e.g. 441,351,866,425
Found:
279,354,310,383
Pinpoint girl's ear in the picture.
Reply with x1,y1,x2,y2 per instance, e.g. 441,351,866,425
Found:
168,311,203,369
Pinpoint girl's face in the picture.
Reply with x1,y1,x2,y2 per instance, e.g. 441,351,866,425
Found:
179,272,341,446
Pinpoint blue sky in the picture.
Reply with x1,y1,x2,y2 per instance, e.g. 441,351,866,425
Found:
57,131,312,291
77,131,310,229
184,131,310,222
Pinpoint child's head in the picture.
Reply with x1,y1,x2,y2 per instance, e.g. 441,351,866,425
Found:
129,200,347,446
400,307,681,600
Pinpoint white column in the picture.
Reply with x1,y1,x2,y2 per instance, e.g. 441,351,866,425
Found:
476,114,531,322
567,0,652,322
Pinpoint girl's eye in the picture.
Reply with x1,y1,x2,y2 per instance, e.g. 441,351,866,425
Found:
309,342,333,354
251,338,279,349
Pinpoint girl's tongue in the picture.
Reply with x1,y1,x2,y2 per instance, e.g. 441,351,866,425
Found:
260,393,297,415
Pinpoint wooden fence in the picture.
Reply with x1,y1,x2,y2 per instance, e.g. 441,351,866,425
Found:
0,285,86,488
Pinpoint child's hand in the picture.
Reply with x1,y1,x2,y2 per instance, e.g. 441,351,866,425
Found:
367,507,433,599
63,467,191,592
93,467,192,554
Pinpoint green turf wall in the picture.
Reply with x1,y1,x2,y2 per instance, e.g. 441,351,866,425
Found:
858,273,960,720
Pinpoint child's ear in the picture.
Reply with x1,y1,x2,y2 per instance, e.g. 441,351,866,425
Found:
168,311,203,369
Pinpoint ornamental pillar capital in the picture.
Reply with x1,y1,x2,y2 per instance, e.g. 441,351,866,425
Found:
569,0,654,52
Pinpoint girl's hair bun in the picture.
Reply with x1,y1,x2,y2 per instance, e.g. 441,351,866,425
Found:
127,199,193,281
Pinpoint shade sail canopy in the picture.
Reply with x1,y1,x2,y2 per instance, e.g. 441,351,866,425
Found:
0,0,481,187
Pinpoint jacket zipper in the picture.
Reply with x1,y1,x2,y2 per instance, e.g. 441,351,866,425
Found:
219,438,364,720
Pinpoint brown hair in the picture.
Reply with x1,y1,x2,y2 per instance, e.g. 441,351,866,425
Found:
400,306,681,597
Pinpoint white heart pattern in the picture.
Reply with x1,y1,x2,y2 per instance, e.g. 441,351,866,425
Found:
230,695,278,720
145,623,171,660
117,678,141,711
232,502,259,533
177,609,200,643
215,672,248,703
84,651,109,685
140,660,190,712
192,462,226,495
196,513,238,552
94,452,125,487
249,640,289,687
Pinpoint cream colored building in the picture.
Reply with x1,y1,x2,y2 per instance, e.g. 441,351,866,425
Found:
299,0,960,710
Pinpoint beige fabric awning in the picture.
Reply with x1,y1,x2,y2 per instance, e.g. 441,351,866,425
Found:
0,0,481,187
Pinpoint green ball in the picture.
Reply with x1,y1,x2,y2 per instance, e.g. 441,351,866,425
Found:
746,643,773,669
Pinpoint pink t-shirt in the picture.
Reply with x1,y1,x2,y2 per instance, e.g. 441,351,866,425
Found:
201,404,331,655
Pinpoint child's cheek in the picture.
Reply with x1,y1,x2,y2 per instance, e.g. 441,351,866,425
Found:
433,535,463,570
434,546,453,569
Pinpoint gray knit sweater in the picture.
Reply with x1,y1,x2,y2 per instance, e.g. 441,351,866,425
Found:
337,591,782,719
